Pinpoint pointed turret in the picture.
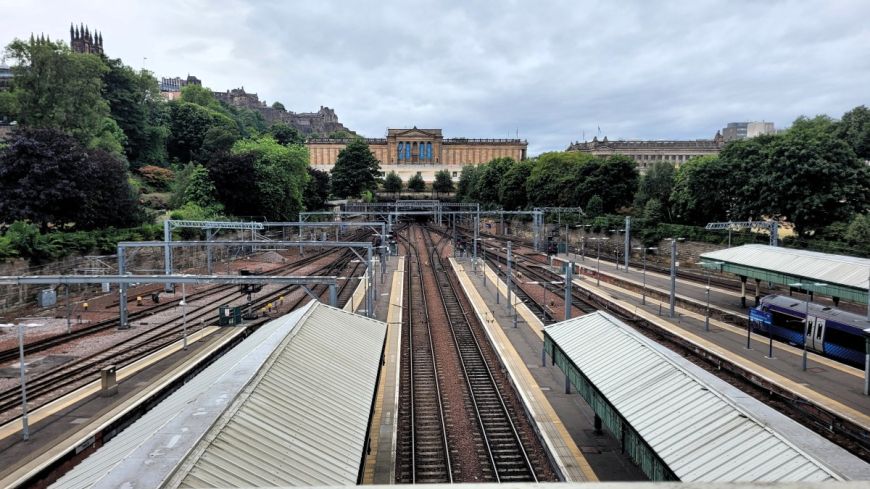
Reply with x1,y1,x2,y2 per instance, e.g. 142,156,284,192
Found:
70,24,74,39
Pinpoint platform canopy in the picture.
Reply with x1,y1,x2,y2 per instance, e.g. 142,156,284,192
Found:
700,244,870,304
544,311,858,482
52,301,387,489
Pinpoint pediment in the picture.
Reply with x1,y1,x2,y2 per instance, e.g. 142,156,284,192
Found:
389,127,442,139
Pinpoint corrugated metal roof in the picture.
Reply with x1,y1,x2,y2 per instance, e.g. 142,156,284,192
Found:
50,301,387,489
545,311,842,482
700,244,870,291
170,303,386,488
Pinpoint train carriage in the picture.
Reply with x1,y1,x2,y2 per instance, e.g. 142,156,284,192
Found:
751,295,869,367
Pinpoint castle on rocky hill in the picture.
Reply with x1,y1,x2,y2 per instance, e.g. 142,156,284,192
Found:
213,87,352,135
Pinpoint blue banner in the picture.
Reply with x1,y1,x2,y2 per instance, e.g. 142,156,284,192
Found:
749,308,772,326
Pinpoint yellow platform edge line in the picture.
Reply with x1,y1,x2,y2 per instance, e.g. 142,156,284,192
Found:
363,257,404,484
0,325,244,489
451,259,598,482
571,275,870,432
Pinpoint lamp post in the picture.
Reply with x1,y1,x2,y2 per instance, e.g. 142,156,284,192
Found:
589,237,608,286
17,323,29,441
698,261,724,332
609,229,622,270
576,224,591,261
633,246,658,305
789,281,827,371
666,238,685,318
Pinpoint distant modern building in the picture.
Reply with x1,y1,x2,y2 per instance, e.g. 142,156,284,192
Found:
159,75,202,100
722,121,775,141
69,23,103,55
308,127,528,182
566,132,725,172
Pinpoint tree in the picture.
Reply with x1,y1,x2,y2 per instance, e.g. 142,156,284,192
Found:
272,101,286,111
499,160,532,210
102,58,166,164
330,138,381,198
837,105,870,160
586,195,603,217
474,158,514,206
457,165,481,202
432,169,454,196
719,128,870,236
670,155,733,225
382,171,403,195
634,161,675,217
845,214,870,243
205,153,260,216
303,167,330,210
576,155,639,213
231,136,309,219
180,84,221,110
184,164,219,209
643,198,664,224
167,101,237,163
525,152,592,207
407,173,425,192
0,128,139,230
198,125,239,161
4,38,122,152
270,123,303,145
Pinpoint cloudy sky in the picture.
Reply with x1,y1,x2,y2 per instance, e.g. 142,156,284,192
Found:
2,0,868,154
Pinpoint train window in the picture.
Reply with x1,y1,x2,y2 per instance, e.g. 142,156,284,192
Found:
816,326,823,340
824,326,863,352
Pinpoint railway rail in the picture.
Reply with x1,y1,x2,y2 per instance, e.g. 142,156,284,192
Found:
0,248,364,421
0,229,373,364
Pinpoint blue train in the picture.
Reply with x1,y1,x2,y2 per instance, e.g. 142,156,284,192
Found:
750,295,869,368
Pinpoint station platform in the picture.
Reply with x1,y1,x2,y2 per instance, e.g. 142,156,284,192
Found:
0,323,249,487
449,257,645,481
361,254,403,484
550,262,870,440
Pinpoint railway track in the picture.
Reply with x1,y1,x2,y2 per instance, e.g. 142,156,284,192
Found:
0,249,364,420
421,227,538,482
0,230,372,364
398,225,452,483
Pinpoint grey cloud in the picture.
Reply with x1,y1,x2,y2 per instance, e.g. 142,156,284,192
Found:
2,0,868,154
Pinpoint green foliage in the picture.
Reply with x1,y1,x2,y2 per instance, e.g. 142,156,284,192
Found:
382,171,403,194
169,202,223,222
433,169,454,195
204,152,259,216
361,190,375,203
669,155,730,225
199,124,239,161
407,173,425,192
499,160,532,210
169,163,195,209
4,38,122,151
457,165,480,202
272,101,285,111
303,167,330,210
102,59,166,164
845,214,870,243
231,136,309,219
330,138,381,198
836,105,870,160
635,161,675,216
586,195,603,217
0,220,163,263
180,84,221,110
0,91,19,121
474,157,513,205
526,152,588,206
643,198,664,224
269,123,303,145
167,101,238,163
184,164,219,209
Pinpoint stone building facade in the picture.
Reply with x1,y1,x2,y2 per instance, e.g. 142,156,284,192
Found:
722,121,776,141
70,24,103,55
566,132,725,172
307,127,528,182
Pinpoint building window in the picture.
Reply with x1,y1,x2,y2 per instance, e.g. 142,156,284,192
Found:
397,142,403,161
426,142,432,161
404,142,410,160
452,171,458,177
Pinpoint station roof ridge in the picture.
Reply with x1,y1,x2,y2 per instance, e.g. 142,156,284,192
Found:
544,310,867,482
51,301,388,489
700,244,869,302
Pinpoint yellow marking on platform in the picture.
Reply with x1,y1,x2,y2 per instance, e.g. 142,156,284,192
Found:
569,274,870,433
0,325,246,488
364,257,404,484
452,259,598,482
574,266,863,379
0,325,220,443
